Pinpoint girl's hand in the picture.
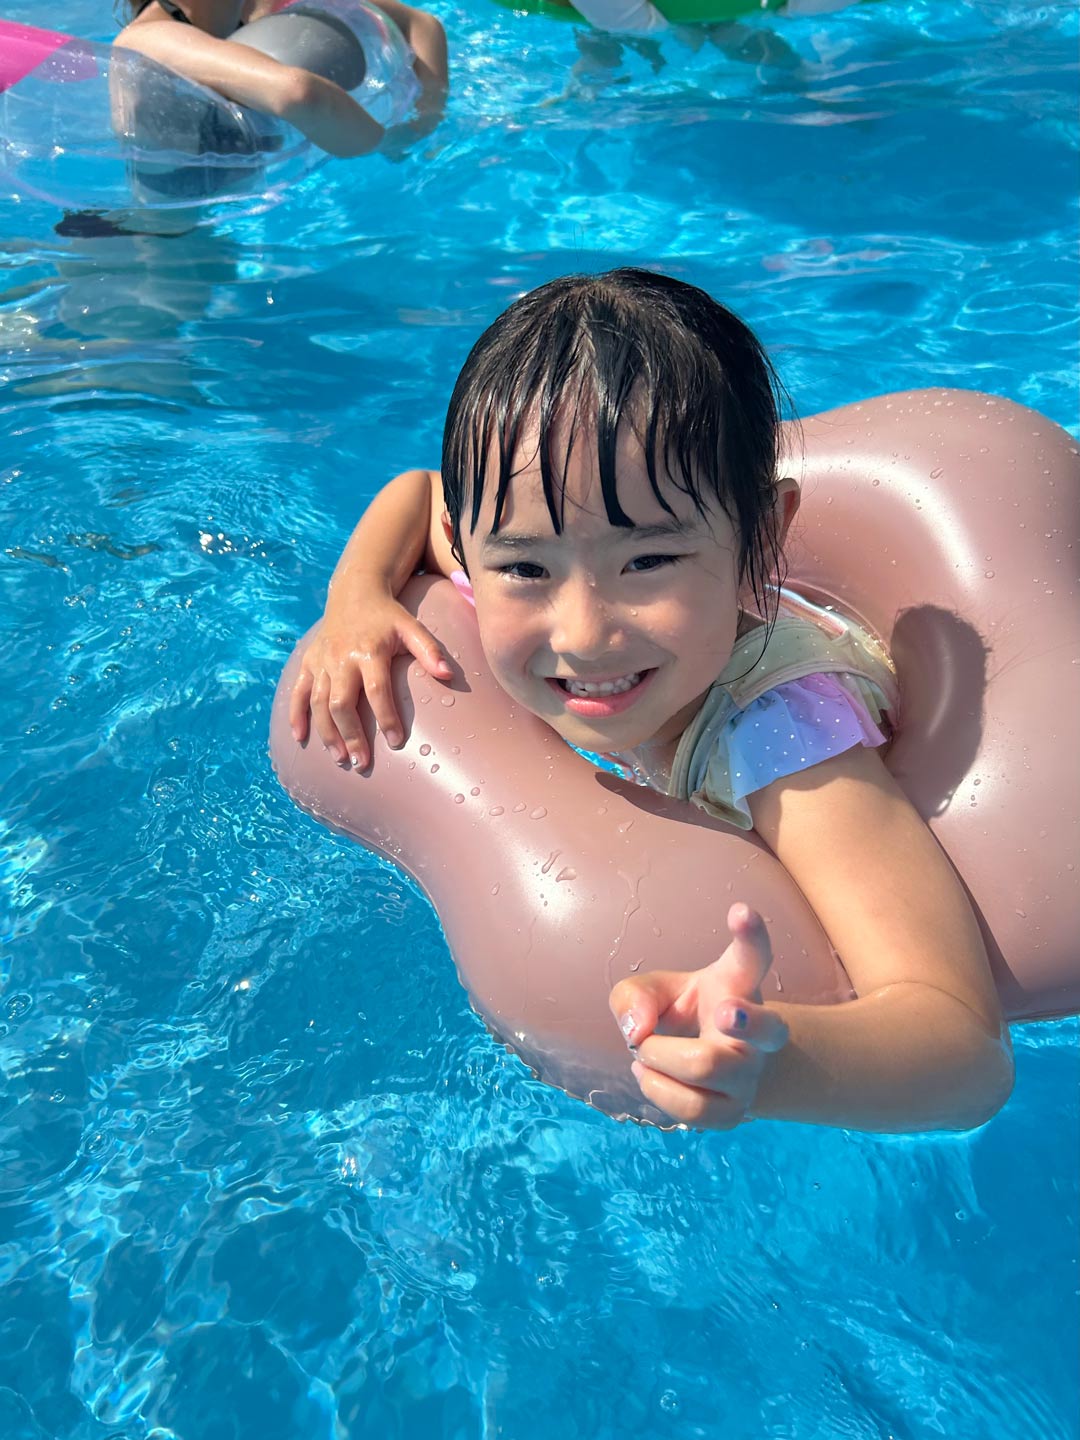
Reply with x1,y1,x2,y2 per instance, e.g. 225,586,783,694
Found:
288,597,451,769
609,903,789,1129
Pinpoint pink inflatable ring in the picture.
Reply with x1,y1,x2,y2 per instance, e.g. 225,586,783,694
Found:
270,389,1080,1121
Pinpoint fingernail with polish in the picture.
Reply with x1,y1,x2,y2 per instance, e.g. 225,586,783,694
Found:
718,1005,749,1033
619,1011,640,1046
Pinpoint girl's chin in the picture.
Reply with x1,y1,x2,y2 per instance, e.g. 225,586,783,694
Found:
546,709,658,754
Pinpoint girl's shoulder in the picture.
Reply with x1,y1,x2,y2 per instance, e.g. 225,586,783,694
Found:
670,597,897,829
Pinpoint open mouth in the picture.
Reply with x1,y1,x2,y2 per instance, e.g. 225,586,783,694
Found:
558,672,643,697
546,669,655,717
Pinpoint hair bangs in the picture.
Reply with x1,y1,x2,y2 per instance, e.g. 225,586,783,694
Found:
442,270,791,625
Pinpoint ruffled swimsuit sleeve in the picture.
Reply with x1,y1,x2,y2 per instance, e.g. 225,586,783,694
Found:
676,672,892,830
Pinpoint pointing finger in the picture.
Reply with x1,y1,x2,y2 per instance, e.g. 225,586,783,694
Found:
712,903,774,1003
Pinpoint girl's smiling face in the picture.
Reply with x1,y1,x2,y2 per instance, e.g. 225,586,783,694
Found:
453,420,747,761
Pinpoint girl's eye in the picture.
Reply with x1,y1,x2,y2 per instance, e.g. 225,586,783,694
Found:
625,553,682,574
499,561,547,581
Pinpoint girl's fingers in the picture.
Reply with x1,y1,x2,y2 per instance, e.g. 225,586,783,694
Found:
632,1033,759,1105
310,673,351,765
710,902,774,1004
403,621,452,679
713,999,789,1053
356,659,403,749
289,666,314,743
610,970,702,1047
289,612,437,760
328,674,373,768
630,1061,747,1131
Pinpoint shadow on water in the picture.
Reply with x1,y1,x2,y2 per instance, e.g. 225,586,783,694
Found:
0,224,245,406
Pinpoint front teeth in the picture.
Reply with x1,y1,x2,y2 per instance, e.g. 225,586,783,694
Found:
563,672,642,697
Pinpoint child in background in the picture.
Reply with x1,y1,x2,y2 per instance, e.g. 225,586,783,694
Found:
114,0,447,157
290,269,1012,1132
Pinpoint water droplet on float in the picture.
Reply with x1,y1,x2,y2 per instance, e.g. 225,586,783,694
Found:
530,806,548,820
419,695,431,705
871,478,881,487
555,867,577,883
491,883,500,896
419,744,431,757
470,787,481,796
430,764,440,774
512,802,527,814
984,571,995,579
441,695,455,708
930,467,944,480
617,819,635,835
489,806,504,817
1014,908,1027,918
453,794,465,804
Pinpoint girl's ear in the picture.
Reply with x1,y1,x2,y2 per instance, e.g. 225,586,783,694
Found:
772,476,800,547
439,510,467,573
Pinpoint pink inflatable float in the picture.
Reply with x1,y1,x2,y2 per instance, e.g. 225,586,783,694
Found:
270,389,1079,1119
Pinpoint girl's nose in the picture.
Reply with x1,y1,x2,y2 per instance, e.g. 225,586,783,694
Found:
550,580,622,660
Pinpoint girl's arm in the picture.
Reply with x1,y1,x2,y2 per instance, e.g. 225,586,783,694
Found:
751,746,1012,1129
365,0,448,106
289,469,457,769
114,17,386,156
619,746,1013,1132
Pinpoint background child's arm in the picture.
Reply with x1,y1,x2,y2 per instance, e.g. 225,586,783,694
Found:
289,468,456,768
115,19,386,156
618,746,1014,1132
365,0,448,106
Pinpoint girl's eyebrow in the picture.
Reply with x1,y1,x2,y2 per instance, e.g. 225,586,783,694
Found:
480,519,698,554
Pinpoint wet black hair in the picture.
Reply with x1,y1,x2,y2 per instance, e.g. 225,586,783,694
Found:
441,268,793,622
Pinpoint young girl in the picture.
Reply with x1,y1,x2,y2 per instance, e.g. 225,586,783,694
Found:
289,268,1012,1132
114,0,447,157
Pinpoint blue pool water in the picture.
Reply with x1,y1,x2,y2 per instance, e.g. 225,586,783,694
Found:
1,1,1077,1435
